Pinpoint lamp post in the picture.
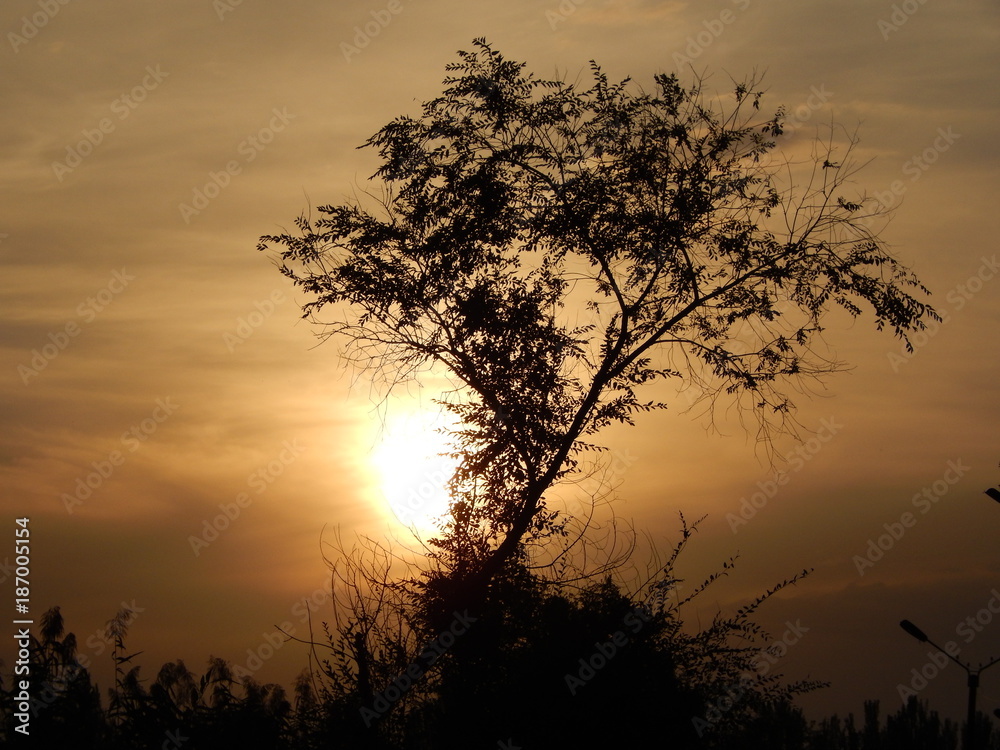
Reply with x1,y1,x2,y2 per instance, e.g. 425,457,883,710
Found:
899,619,1000,750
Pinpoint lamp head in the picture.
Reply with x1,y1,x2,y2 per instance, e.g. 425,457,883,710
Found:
900,619,929,642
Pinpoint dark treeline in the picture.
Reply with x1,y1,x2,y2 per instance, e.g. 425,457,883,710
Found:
4,576,999,749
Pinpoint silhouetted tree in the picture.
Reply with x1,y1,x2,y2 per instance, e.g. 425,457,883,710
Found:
259,39,938,618
800,697,1000,750
884,696,959,749
305,515,827,749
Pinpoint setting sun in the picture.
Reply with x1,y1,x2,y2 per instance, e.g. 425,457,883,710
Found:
370,407,459,537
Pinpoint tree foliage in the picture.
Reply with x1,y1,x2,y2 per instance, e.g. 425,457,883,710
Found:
307,516,828,749
259,39,937,602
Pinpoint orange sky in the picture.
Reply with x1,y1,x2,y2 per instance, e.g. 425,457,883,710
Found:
2,0,998,724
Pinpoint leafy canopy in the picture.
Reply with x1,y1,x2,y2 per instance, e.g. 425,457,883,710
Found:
260,39,935,587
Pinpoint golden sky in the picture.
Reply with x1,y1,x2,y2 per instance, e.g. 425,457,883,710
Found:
2,0,998,723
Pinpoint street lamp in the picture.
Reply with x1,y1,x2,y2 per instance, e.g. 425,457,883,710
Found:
899,619,1000,750
985,487,1000,503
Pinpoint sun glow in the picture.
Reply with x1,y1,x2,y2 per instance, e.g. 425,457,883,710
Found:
370,407,459,537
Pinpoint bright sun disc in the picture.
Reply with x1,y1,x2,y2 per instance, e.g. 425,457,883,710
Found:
371,409,458,536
